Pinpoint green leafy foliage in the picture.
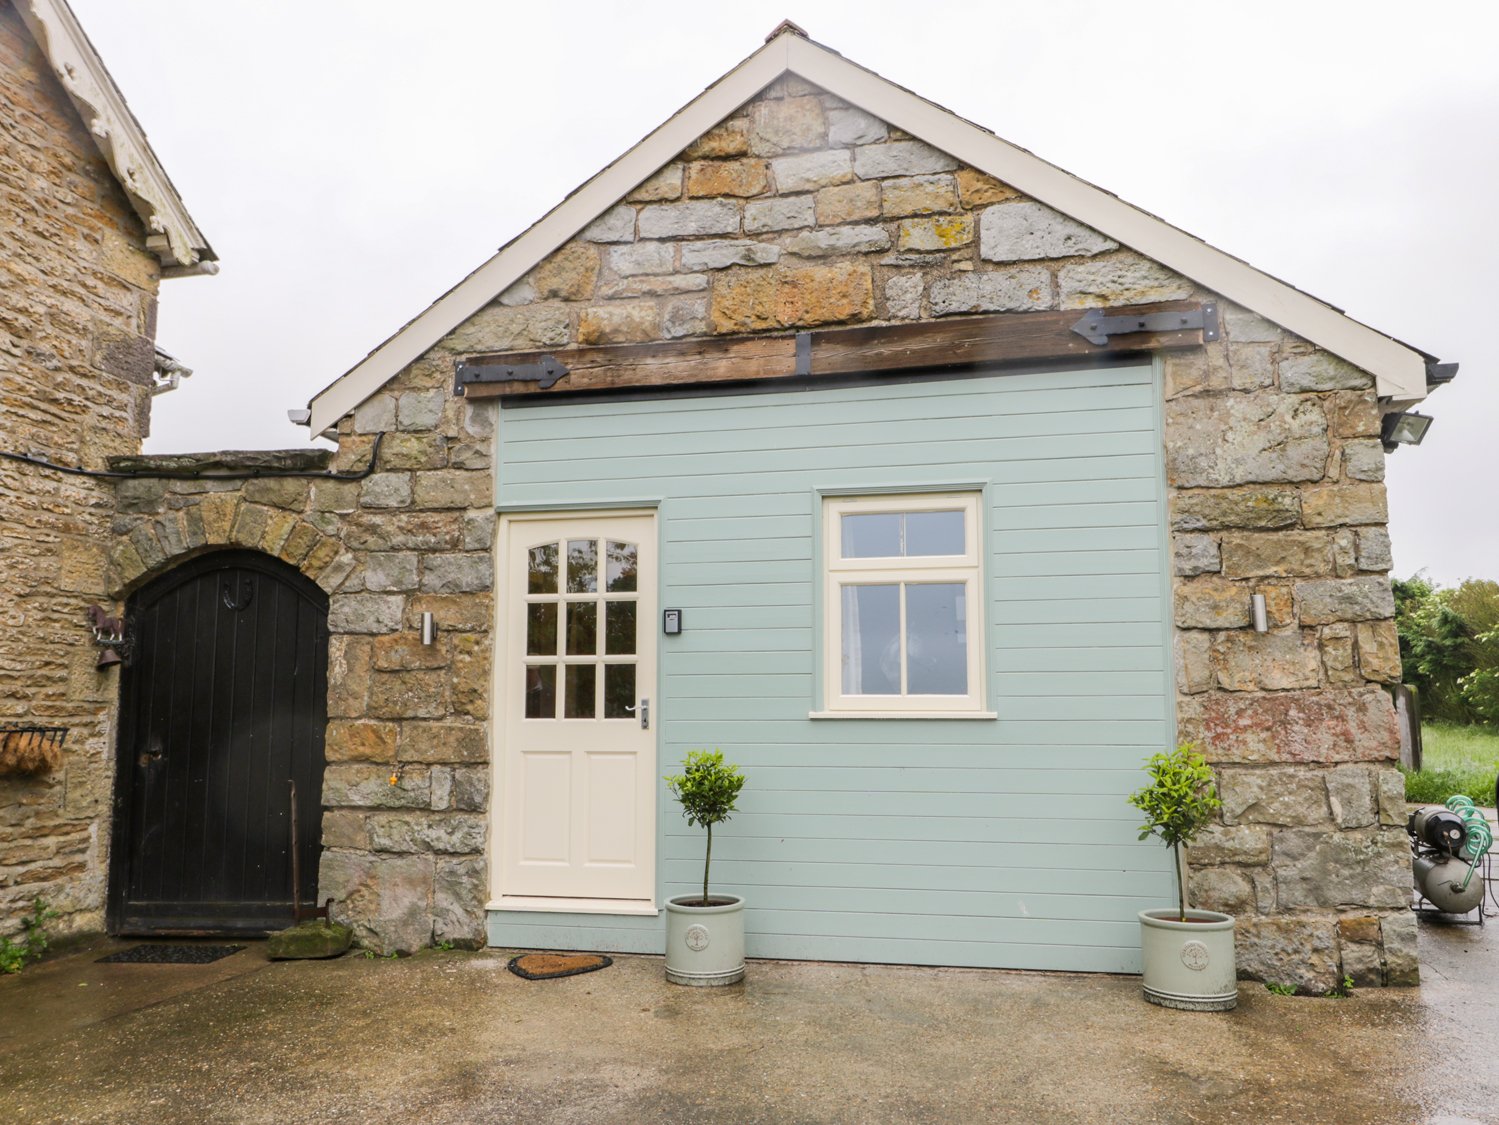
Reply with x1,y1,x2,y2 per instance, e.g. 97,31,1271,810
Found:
1324,974,1355,999
0,897,59,974
1264,981,1297,996
1401,722,1499,805
665,749,746,906
1395,576,1499,724
1128,744,1222,922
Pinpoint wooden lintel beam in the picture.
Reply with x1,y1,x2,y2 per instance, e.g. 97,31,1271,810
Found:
459,300,1206,399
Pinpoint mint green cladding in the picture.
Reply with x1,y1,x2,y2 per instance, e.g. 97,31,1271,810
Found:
487,363,1176,973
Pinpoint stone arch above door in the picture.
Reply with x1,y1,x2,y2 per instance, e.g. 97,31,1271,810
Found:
108,477,355,601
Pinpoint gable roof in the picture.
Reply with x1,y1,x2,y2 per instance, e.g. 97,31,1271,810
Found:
307,23,1433,435
16,0,215,274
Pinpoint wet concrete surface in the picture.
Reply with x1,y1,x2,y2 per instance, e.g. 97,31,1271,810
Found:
1,916,1497,1125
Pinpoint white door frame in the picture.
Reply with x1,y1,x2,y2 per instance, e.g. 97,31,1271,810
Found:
488,509,660,915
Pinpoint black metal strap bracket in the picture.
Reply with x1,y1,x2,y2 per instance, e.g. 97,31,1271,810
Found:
1070,302,1219,346
455,355,570,393
794,331,813,376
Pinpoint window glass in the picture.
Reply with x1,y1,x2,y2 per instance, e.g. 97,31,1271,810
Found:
566,602,597,655
605,601,636,655
841,584,900,695
905,511,965,557
528,544,558,594
566,539,598,593
605,541,637,592
842,513,901,558
565,664,596,719
905,583,967,694
525,665,556,719
526,603,557,656
604,664,636,719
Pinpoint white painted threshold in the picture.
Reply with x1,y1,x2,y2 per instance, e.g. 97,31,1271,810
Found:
488,896,661,916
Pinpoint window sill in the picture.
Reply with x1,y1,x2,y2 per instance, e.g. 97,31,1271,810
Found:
808,710,998,721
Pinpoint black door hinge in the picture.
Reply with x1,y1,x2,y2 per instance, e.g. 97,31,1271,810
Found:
455,356,570,393
1070,302,1219,346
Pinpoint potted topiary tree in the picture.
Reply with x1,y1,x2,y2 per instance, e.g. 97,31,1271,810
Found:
663,749,746,986
1128,742,1238,1011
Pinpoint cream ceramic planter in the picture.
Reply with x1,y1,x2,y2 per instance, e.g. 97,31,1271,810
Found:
664,895,745,986
1138,909,1237,1011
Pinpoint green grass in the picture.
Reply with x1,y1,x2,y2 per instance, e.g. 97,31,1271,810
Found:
1402,723,1499,806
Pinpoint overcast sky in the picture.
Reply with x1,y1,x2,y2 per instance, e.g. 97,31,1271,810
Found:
68,1,1498,585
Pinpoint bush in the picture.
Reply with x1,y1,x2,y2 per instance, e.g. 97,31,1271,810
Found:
1395,576,1499,725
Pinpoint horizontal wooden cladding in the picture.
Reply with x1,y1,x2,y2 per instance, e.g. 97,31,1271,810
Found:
459,301,1206,399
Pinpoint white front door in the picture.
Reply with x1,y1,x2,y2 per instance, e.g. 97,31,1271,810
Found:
496,512,657,905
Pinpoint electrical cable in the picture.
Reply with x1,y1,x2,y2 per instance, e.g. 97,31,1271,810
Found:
0,433,384,482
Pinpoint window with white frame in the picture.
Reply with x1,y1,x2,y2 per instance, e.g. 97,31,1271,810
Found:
822,493,985,714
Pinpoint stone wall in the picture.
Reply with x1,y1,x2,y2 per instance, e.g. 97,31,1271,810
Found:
105,400,498,954
0,2,161,939
418,76,1409,987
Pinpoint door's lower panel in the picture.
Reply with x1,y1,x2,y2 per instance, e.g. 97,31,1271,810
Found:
488,909,665,955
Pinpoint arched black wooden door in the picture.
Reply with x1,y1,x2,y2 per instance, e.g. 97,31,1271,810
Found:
109,550,329,935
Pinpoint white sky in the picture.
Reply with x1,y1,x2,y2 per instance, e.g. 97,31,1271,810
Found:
68,1,1499,585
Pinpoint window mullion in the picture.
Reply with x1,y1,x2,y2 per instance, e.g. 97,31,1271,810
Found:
897,582,908,696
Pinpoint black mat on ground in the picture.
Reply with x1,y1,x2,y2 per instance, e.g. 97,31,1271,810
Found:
507,953,612,980
96,944,245,965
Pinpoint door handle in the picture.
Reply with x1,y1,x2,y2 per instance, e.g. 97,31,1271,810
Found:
624,698,649,729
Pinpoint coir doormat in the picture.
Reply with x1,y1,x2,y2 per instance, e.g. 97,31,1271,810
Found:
507,953,612,980
97,944,245,965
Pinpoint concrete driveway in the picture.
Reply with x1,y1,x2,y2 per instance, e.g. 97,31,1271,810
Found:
2,916,1496,1125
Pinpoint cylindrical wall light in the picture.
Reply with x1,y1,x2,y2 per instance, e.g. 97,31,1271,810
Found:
1250,593,1268,633
420,611,436,646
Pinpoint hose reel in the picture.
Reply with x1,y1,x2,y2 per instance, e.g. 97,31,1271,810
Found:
1407,796,1494,918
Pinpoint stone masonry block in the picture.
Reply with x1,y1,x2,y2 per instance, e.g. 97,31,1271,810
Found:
1175,577,1251,629
852,141,958,179
1219,531,1333,578
980,201,1115,262
325,721,398,764
626,163,682,202
412,552,491,596
1326,765,1378,828
329,593,405,635
444,305,569,353
1217,767,1329,825
360,473,412,509
1186,824,1271,865
638,200,741,240
1171,489,1300,532
579,303,659,345
323,764,430,809
683,119,749,160
1274,827,1410,910
1236,917,1340,991
882,175,958,217
884,274,922,320
1173,533,1220,576
609,242,675,277
955,170,1018,207
1166,395,1328,488
1300,484,1388,528
744,196,815,233
685,158,769,198
1296,577,1396,625
581,205,635,243
399,722,488,763
749,96,827,154
1211,630,1321,691
816,182,881,225
928,269,1051,316
898,217,974,252
1186,688,1398,764
1356,620,1402,682
783,226,890,257
1059,255,1192,309
679,240,779,271
1280,352,1372,393
368,813,485,855
827,106,886,146
770,150,853,193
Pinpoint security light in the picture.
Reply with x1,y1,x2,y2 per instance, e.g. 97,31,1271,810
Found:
1381,411,1433,452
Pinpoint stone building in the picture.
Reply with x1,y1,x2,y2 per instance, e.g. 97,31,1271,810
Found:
0,0,214,937
9,18,1455,988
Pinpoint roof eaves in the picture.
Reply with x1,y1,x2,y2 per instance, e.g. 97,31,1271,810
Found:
17,0,216,273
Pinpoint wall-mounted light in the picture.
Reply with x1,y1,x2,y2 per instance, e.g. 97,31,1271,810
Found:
1381,411,1433,452
1250,593,1268,633
85,605,129,669
420,611,436,647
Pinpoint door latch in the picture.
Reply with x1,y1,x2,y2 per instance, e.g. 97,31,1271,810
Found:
637,698,649,730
